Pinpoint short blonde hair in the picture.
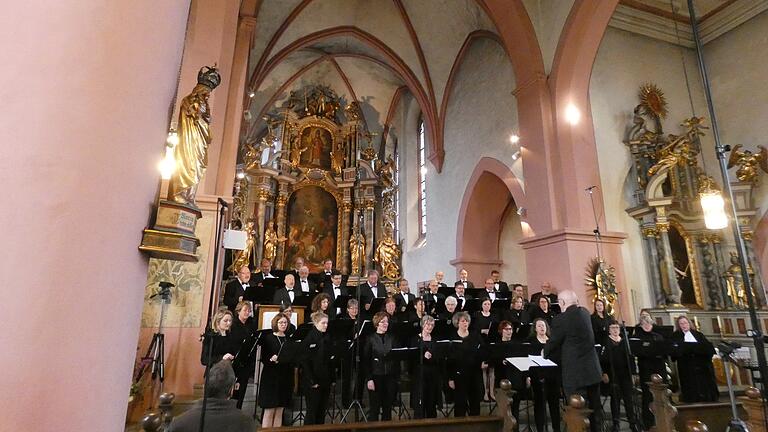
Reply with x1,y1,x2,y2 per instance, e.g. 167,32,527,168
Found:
235,301,251,315
452,311,471,328
311,311,328,324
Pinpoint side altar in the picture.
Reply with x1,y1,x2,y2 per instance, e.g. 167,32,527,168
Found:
230,86,401,286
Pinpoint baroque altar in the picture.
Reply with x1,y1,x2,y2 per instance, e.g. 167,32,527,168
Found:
623,84,767,311
230,85,401,284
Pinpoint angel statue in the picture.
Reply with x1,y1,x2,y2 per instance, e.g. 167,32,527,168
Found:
168,65,221,206
263,220,286,261
289,134,308,168
374,225,401,280
727,144,768,184
228,220,256,273
376,156,396,188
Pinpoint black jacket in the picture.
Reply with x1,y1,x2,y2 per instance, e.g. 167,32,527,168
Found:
364,332,399,378
394,292,416,313
223,279,249,312
300,328,334,387
168,398,254,432
422,292,445,315
272,287,302,307
543,305,602,391
359,282,387,306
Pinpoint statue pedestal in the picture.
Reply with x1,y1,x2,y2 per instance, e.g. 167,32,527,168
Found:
139,200,202,262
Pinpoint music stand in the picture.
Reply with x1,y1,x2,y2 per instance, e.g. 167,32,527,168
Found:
326,319,355,422
244,329,270,421
388,347,417,420
492,298,511,312
341,319,373,423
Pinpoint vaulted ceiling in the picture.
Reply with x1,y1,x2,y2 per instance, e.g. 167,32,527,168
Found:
243,0,498,154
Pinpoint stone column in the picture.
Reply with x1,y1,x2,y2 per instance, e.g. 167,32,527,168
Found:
254,189,270,264
274,192,288,270
340,202,353,274
657,222,682,304
698,235,723,309
642,225,665,306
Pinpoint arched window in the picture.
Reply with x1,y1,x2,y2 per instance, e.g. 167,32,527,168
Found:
417,118,427,238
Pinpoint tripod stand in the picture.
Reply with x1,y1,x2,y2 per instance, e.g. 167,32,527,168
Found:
719,343,750,432
135,283,173,407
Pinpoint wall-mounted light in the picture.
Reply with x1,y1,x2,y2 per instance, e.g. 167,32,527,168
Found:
420,166,428,176
159,131,178,180
511,150,521,161
509,134,520,144
236,171,246,180
565,103,581,125
516,207,527,218
248,90,256,98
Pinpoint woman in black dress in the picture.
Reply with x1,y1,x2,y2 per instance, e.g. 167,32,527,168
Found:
600,320,639,432
301,312,333,425
591,298,611,344
410,315,442,419
504,296,531,341
494,320,526,423
200,310,238,366
634,314,667,430
473,298,497,401
670,315,718,403
258,313,293,428
526,318,561,432
230,301,256,408
364,311,399,421
529,296,555,324
448,311,485,416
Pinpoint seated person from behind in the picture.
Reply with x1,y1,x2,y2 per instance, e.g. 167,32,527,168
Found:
168,361,255,432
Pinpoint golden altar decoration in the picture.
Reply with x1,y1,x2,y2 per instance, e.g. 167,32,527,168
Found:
230,85,402,280
624,83,766,310
139,65,221,262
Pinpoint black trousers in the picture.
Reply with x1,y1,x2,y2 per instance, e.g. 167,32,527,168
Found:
304,383,330,425
413,367,440,419
232,364,252,409
532,377,561,432
453,369,483,417
566,383,602,432
368,374,397,421
608,376,638,427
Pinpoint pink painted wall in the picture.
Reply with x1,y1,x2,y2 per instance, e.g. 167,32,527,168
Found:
0,1,190,430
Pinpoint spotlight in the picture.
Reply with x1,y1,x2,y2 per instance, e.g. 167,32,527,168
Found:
516,207,527,217
509,134,520,144
565,103,581,125
248,90,255,98
511,150,521,161
236,171,245,180
166,131,179,146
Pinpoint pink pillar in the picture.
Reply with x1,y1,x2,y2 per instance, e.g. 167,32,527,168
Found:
0,1,191,431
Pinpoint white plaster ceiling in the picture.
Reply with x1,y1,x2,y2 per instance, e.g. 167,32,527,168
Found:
245,0,497,144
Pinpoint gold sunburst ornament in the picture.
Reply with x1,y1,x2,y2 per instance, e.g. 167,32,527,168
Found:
639,83,668,119
585,257,618,316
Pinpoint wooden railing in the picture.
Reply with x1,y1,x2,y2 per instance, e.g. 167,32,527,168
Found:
141,393,175,432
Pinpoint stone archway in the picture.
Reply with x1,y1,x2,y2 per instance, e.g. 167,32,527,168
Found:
452,157,528,282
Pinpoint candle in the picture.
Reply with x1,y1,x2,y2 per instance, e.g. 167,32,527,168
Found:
693,315,700,330
717,315,723,334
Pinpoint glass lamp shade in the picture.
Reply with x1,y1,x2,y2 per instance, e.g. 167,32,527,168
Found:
700,190,728,229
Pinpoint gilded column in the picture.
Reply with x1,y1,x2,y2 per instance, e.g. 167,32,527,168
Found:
274,193,288,270
254,189,270,265
711,235,730,308
656,221,682,304
364,199,376,274
642,225,665,306
340,202,353,274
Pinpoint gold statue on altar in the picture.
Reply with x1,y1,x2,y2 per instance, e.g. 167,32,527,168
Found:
349,227,365,276
330,141,345,176
647,117,705,177
263,220,286,261
168,66,221,205
229,220,256,273
727,144,768,184
374,225,401,280
724,252,753,309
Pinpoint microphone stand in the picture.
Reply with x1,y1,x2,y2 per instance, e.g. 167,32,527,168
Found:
199,200,228,432
585,186,641,432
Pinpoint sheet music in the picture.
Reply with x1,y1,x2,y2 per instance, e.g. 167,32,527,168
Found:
506,357,532,371
529,355,557,367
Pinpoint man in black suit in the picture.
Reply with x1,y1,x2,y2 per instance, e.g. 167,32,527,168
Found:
287,256,305,280
479,278,503,302
223,265,252,312
393,278,416,316
296,265,318,295
453,281,471,310
455,268,475,289
251,258,278,288
435,271,448,289
490,270,509,293
359,270,386,314
530,281,558,307
323,271,348,318
543,290,603,432
422,279,445,316
273,274,302,307
319,258,338,290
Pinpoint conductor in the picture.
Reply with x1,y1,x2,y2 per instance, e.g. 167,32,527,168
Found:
543,290,603,432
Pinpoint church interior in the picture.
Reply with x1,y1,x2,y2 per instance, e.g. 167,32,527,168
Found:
5,1,768,431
